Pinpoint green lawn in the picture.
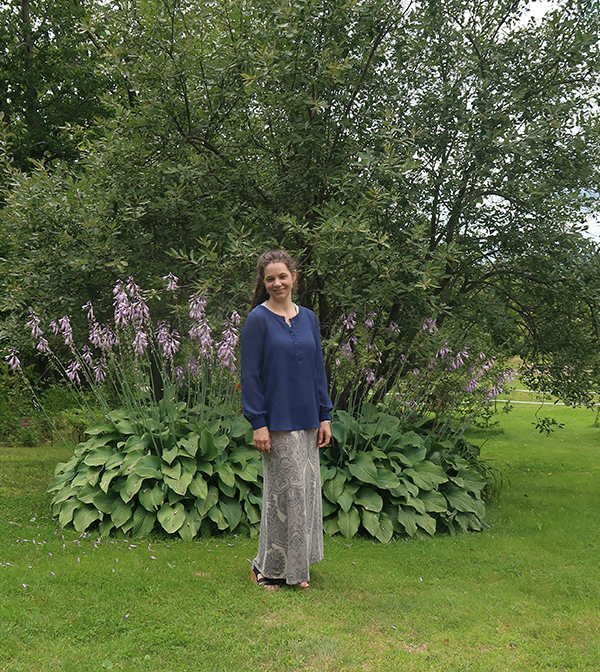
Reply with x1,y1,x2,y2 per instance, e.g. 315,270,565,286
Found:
1,403,599,671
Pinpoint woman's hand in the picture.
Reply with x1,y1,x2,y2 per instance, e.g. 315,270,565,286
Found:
317,421,331,448
253,426,271,454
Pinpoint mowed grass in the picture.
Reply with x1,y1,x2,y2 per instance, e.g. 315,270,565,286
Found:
1,403,599,672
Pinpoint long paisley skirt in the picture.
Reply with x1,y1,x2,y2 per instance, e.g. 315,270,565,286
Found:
253,428,324,585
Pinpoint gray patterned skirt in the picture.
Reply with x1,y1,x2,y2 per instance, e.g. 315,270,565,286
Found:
253,428,324,585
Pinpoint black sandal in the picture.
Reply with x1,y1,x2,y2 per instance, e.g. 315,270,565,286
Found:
251,565,280,589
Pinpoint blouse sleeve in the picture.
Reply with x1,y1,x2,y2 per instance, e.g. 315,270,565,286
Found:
310,312,333,423
240,311,268,430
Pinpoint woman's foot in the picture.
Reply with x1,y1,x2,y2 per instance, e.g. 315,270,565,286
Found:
251,565,279,590
298,581,309,589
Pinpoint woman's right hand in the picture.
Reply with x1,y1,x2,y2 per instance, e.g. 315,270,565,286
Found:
253,426,271,454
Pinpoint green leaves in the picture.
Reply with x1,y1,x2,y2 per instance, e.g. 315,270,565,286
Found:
49,407,488,542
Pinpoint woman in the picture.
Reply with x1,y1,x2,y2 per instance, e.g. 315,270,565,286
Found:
241,250,332,589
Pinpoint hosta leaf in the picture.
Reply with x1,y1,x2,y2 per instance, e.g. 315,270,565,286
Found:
72,469,91,489
231,415,251,439
196,486,219,517
132,505,156,538
179,509,202,541
387,451,413,468
73,505,100,533
59,499,80,527
178,432,199,457
322,498,337,517
208,505,228,530
85,421,114,436
157,502,186,533
123,473,144,501
400,476,419,497
362,510,380,537
320,465,337,482
411,461,448,488
52,484,78,505
456,467,486,494
419,489,448,513
376,468,400,490
139,484,164,512
337,488,354,513
111,498,133,528
77,482,100,504
47,471,75,493
397,431,425,448
215,434,229,451
84,447,114,467
105,451,125,471
120,449,144,475
214,462,236,488
348,454,378,486
375,512,395,544
414,511,437,536
232,462,259,482
188,474,208,499
323,516,340,537
99,517,114,537
218,479,236,498
402,495,426,514
92,489,120,514
444,485,480,514
200,429,218,460
196,461,213,476
330,420,347,444
399,445,427,466
397,507,418,536
162,445,179,465
133,454,162,479
123,434,150,453
99,468,120,494
54,455,78,475
219,496,242,531
161,460,182,480
338,506,360,539
322,469,346,503
244,500,261,524
115,420,136,435
354,487,383,513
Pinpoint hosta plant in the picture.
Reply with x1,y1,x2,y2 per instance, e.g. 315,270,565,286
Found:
48,399,264,539
319,404,488,543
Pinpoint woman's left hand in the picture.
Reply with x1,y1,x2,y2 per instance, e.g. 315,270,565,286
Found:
317,421,331,448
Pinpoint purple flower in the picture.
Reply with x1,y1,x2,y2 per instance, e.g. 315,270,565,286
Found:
49,320,60,336
422,318,436,334
90,324,118,351
93,358,107,384
66,360,81,385
189,294,213,358
163,273,179,291
113,277,149,328
436,342,451,359
175,366,185,387
216,311,241,371
341,341,353,359
366,368,375,384
365,311,376,329
187,357,200,379
36,337,51,354
413,368,420,376
82,302,95,323
156,321,180,360
81,345,93,365
335,358,341,366
466,378,480,393
341,310,357,330
59,316,73,346
5,347,21,373
389,321,401,335
27,312,43,339
132,330,148,356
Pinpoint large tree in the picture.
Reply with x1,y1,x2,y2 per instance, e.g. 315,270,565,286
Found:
1,0,599,400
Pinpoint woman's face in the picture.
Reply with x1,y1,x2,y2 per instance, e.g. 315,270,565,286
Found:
263,262,296,302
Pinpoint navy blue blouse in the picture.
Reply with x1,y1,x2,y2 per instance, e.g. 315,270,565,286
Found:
240,305,333,431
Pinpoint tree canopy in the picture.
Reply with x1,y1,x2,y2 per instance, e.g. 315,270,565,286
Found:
1,0,599,402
